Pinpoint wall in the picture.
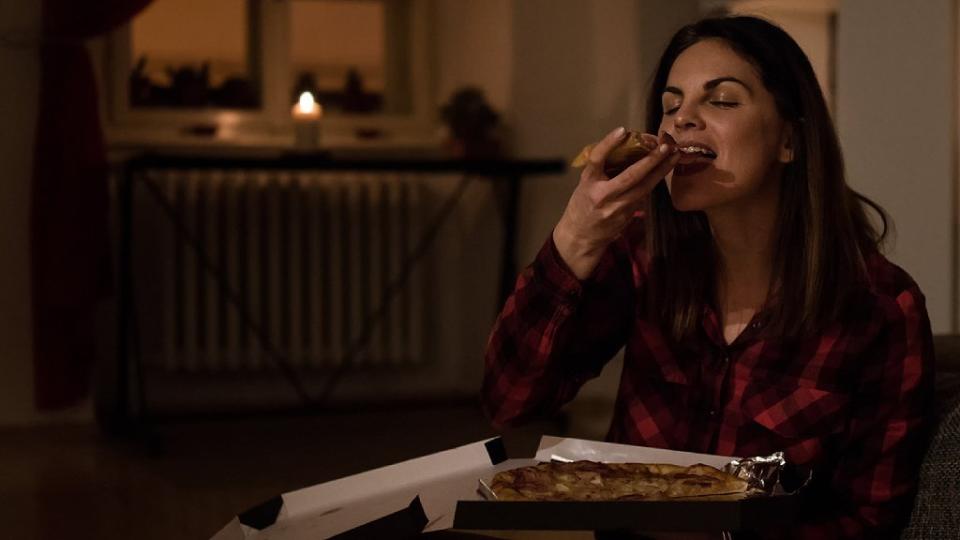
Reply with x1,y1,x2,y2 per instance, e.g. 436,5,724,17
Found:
429,0,515,390
508,1,700,426
836,0,956,332
728,1,834,109
434,0,512,114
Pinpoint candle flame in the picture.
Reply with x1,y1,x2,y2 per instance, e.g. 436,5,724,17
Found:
297,91,317,114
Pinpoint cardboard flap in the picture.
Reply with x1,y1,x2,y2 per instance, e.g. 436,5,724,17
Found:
535,436,735,468
212,437,504,539
239,496,283,530
329,496,428,539
209,518,245,540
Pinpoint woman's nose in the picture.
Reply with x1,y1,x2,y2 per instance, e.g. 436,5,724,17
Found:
673,104,704,130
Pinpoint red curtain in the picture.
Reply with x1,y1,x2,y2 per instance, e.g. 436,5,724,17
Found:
31,0,151,409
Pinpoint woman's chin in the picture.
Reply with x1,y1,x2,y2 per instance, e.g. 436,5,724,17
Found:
669,195,706,212
666,173,732,212
666,183,709,211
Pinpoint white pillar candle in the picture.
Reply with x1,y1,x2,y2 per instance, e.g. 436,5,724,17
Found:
292,91,322,148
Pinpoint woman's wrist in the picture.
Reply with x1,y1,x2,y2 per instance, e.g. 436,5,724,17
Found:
552,222,608,280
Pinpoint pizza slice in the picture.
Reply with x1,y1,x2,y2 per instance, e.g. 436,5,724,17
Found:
488,461,751,502
570,130,677,177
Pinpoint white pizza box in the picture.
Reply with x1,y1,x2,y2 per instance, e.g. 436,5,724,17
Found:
209,437,511,539
454,436,799,533
209,435,793,539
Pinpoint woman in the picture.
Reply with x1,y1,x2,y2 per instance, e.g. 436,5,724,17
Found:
482,15,934,539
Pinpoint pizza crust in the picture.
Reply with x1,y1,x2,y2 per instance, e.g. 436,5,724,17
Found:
571,131,676,177
489,461,751,502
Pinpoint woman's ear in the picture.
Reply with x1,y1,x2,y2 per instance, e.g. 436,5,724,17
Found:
778,123,796,164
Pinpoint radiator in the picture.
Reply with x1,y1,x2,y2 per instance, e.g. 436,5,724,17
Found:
132,169,428,373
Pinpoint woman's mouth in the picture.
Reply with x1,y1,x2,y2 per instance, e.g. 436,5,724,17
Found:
673,143,716,175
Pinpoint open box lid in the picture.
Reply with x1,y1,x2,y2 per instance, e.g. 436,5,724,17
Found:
210,436,786,539
210,437,509,539
534,435,733,468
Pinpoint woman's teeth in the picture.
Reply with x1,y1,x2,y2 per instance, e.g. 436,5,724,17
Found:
679,146,716,158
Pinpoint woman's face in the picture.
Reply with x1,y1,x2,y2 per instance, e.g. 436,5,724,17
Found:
658,39,793,212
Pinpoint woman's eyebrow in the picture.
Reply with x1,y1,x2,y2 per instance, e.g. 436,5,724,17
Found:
705,76,752,94
662,76,753,96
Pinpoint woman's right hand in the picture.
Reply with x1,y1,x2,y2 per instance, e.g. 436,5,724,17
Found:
553,126,680,279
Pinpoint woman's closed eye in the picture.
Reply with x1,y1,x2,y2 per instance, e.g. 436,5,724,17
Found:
662,100,740,115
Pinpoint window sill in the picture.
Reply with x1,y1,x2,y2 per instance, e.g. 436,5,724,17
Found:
105,123,446,154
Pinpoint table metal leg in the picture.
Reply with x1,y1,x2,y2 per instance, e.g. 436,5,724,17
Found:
496,174,521,308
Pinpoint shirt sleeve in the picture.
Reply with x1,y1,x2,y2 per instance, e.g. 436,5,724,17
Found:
480,229,639,429
789,285,936,539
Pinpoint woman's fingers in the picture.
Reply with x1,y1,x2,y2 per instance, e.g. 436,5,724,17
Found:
582,127,628,178
567,128,676,246
608,142,679,197
640,132,660,148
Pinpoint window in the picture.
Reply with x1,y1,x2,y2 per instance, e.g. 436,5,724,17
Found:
130,0,258,109
105,0,435,147
290,0,401,115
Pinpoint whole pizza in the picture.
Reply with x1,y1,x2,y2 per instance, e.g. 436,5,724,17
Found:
488,461,751,501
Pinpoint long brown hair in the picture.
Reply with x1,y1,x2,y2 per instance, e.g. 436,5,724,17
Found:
644,16,888,343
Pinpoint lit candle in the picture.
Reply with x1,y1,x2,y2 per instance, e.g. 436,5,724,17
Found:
292,91,322,148
292,91,322,120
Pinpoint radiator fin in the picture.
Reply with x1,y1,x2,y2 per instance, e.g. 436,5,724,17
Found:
136,170,428,372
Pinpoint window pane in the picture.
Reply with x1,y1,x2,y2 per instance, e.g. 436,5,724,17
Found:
290,0,410,115
130,0,259,109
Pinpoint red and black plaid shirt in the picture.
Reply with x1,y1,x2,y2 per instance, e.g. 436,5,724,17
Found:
482,217,935,539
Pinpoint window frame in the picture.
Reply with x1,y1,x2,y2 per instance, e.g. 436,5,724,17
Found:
103,0,439,149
